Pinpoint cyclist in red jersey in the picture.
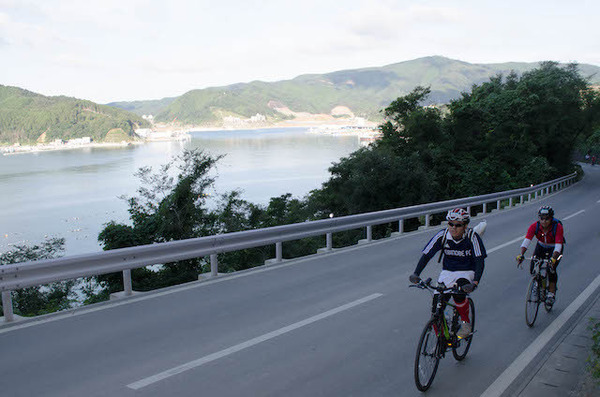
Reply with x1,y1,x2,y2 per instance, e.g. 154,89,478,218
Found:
516,206,564,305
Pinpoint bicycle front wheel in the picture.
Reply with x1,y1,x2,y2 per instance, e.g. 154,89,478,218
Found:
414,319,441,392
525,277,540,327
452,298,475,361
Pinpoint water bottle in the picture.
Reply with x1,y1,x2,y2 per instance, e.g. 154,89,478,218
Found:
444,306,453,325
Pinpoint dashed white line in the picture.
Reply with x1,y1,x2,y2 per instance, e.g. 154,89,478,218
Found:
564,209,585,220
487,237,524,254
127,293,383,390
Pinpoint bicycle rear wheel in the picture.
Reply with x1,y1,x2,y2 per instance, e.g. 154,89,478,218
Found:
414,319,441,392
525,277,540,327
452,298,475,361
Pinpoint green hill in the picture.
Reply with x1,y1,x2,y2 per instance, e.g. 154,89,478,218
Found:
108,56,600,125
0,85,150,144
106,97,176,117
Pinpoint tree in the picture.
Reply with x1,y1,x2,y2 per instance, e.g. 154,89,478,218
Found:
0,238,73,316
96,149,222,293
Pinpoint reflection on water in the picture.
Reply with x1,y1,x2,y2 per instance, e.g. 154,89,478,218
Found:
0,128,360,256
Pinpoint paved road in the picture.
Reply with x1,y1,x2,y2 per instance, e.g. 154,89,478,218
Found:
1,166,599,396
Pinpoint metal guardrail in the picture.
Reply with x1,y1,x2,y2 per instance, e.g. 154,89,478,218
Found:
0,172,577,321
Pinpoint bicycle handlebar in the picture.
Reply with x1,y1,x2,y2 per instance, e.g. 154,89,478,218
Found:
524,254,563,262
409,277,469,295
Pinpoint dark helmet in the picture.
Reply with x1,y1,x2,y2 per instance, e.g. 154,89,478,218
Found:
538,205,554,218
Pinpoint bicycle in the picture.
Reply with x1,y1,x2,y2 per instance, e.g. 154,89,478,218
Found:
524,255,560,327
410,278,476,392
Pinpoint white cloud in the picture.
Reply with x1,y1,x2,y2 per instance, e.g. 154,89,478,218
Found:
1,0,599,103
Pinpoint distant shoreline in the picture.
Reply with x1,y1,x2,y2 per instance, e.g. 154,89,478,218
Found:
1,121,380,156
1,141,144,156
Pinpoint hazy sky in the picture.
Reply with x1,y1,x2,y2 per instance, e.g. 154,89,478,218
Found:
1,0,598,103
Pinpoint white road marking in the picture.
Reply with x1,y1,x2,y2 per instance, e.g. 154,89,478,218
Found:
563,209,585,220
127,293,384,390
487,237,523,254
481,273,600,397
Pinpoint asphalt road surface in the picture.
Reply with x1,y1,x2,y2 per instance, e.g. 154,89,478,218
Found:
1,165,599,396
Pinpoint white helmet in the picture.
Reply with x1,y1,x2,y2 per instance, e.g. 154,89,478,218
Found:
446,208,470,224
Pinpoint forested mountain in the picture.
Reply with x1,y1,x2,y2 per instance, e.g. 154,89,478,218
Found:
109,56,600,125
106,97,176,118
0,85,150,144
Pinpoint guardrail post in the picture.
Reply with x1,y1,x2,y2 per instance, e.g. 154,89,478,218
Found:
326,233,333,251
276,242,283,262
211,254,218,277
520,195,524,204
534,191,538,199
496,200,501,210
425,214,430,228
2,291,14,322
123,269,133,296
467,206,471,217
509,197,513,207
366,226,372,242
482,203,487,214
398,219,404,234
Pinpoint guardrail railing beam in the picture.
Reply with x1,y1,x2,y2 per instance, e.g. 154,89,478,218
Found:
0,172,577,322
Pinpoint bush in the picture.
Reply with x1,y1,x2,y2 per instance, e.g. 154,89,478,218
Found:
589,318,600,381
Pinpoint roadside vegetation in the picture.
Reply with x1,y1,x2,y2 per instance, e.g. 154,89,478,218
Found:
2,62,599,317
590,319,600,382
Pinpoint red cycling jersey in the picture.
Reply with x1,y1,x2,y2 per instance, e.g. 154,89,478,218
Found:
524,220,564,248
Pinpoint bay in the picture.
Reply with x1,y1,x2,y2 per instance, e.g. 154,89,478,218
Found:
0,127,360,256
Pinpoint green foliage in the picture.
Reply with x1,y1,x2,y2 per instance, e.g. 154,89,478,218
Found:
106,97,177,116
109,57,600,125
307,62,600,220
0,238,74,316
90,62,599,304
580,129,600,156
96,149,221,293
0,85,150,144
312,148,437,216
589,318,600,381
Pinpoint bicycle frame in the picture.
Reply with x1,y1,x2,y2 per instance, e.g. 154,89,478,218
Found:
411,279,469,354
524,255,560,327
410,277,475,391
530,254,560,296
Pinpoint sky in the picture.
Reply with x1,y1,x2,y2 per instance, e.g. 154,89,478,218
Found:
1,0,599,104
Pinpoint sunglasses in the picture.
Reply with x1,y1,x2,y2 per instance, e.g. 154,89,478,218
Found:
539,216,551,221
448,222,465,228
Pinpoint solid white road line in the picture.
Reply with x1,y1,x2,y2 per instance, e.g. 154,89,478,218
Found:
563,209,585,220
127,293,384,390
481,273,600,397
